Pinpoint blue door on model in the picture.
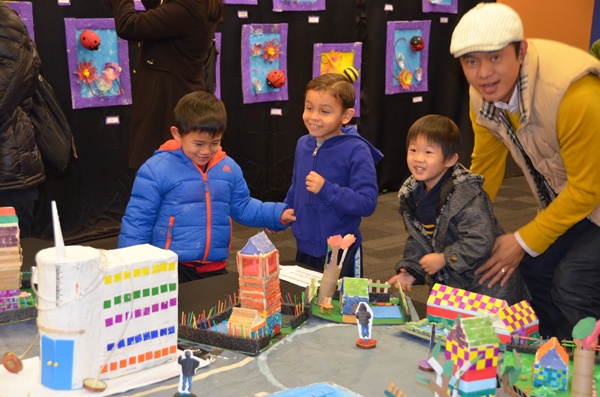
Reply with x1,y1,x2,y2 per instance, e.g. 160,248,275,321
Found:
41,335,74,389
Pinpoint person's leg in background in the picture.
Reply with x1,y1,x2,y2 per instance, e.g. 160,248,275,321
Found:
552,220,600,340
518,221,590,339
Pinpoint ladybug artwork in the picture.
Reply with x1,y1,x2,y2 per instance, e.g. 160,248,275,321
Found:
79,30,101,51
266,69,286,89
409,36,425,52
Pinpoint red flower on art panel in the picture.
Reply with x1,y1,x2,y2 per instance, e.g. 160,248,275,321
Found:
77,59,98,84
262,39,280,63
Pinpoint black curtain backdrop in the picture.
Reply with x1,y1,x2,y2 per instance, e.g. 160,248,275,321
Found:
26,0,483,243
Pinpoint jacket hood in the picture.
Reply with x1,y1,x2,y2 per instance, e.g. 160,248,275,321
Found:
342,126,384,165
156,139,226,168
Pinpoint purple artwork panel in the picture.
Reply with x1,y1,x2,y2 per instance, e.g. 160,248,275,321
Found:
64,18,133,109
273,0,325,12
241,23,289,104
134,0,145,11
224,0,257,4
215,32,222,99
6,1,35,42
312,42,362,117
385,20,431,95
422,0,458,14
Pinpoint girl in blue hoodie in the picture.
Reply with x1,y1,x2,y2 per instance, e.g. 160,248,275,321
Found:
284,73,383,278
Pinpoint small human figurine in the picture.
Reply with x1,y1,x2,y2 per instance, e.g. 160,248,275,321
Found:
176,349,201,396
355,302,376,348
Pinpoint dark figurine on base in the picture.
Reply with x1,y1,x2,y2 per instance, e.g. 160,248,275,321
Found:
355,302,377,349
175,349,201,397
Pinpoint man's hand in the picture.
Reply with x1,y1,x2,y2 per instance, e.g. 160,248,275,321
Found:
306,171,325,194
475,233,525,287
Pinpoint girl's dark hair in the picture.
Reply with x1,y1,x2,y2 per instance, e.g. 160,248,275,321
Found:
406,115,461,160
173,90,227,138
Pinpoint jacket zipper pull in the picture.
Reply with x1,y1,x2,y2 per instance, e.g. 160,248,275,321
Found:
313,146,319,156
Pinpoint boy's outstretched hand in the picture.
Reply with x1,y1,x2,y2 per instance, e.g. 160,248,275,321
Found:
266,208,296,234
305,171,325,194
387,269,416,292
281,208,296,224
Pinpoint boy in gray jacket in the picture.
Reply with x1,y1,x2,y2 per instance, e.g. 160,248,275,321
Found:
387,115,529,305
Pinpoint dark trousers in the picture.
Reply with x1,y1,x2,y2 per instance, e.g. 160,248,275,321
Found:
177,265,227,284
296,243,363,278
519,219,600,340
0,186,39,238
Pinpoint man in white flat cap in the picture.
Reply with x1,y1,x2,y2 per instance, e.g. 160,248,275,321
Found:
450,2,600,340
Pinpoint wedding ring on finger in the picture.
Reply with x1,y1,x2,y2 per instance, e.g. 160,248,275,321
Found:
501,267,506,273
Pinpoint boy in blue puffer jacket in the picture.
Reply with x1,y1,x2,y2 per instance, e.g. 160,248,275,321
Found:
119,91,296,282
284,73,383,278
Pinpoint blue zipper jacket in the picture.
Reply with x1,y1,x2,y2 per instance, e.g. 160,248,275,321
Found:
284,126,383,258
119,142,289,263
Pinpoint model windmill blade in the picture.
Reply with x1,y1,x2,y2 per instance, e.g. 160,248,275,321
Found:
442,360,455,378
508,350,523,385
431,340,442,360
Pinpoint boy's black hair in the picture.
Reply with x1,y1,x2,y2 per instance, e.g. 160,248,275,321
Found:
406,114,461,161
173,91,227,138
305,73,355,110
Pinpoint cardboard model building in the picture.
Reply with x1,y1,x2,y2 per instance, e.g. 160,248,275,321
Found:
490,300,539,345
445,316,500,397
427,284,508,325
532,337,569,391
35,204,178,390
0,207,22,311
340,277,369,316
236,231,282,335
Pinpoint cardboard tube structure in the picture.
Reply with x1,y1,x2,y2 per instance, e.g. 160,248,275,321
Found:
571,348,595,397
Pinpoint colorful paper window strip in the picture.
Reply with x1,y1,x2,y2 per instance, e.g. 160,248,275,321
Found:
100,345,177,374
104,283,177,308
104,298,177,327
106,326,176,352
103,262,177,284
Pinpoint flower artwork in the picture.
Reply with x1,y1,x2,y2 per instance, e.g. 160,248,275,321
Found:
242,24,289,104
6,1,35,42
313,43,362,116
65,18,132,109
385,20,431,95
272,0,325,12
422,0,458,14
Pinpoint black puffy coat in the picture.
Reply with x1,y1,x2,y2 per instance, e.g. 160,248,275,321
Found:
0,3,43,191
110,0,219,170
